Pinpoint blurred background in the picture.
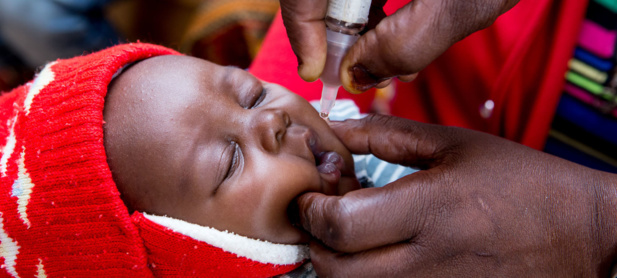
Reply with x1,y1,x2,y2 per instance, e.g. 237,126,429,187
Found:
0,0,615,174
0,0,279,92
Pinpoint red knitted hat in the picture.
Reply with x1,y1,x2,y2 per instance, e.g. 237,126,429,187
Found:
0,43,307,277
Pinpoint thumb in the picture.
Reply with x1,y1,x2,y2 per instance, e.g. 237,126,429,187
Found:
296,170,442,253
280,0,329,82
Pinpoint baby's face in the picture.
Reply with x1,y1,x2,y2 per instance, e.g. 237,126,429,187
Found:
104,55,359,244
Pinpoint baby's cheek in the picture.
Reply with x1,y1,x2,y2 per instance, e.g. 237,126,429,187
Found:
251,164,319,244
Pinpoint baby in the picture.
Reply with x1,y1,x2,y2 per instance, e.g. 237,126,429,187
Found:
0,43,415,277
104,54,361,244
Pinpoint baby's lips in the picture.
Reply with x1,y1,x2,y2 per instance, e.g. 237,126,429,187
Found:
317,162,339,174
318,151,344,169
317,163,341,195
316,152,343,195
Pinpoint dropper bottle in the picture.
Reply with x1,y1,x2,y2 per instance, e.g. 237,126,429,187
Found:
319,0,371,120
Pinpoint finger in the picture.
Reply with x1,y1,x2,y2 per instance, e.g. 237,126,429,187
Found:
297,170,440,253
397,73,418,83
280,0,328,82
329,114,454,169
309,239,423,277
340,0,518,93
339,1,439,93
309,239,476,277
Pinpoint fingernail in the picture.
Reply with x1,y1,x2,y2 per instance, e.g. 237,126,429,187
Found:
350,64,388,92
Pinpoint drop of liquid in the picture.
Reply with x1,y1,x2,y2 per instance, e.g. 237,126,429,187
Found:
319,112,330,122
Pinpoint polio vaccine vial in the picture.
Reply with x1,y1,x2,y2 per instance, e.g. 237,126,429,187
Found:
319,0,371,120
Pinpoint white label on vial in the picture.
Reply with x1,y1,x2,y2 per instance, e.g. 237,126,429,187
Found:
327,0,371,24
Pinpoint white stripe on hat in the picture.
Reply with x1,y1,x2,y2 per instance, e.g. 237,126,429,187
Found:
0,212,20,278
24,62,56,115
143,213,309,265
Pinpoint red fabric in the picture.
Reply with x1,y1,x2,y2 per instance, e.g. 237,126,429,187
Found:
0,43,176,277
250,0,588,149
132,212,302,278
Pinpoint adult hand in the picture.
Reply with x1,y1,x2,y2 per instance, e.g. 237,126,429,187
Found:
280,0,519,93
296,114,617,276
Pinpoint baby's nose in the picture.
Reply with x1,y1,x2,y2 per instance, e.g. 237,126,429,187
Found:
254,108,290,153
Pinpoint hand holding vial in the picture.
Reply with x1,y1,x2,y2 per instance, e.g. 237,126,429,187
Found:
280,0,520,94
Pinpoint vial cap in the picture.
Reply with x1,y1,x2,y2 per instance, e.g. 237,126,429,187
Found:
327,0,371,24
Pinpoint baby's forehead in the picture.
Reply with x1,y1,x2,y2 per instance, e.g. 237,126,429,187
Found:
105,55,273,140
105,56,263,132
123,56,259,95
125,56,223,85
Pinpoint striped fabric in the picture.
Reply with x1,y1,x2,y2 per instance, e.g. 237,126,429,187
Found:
544,0,617,173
